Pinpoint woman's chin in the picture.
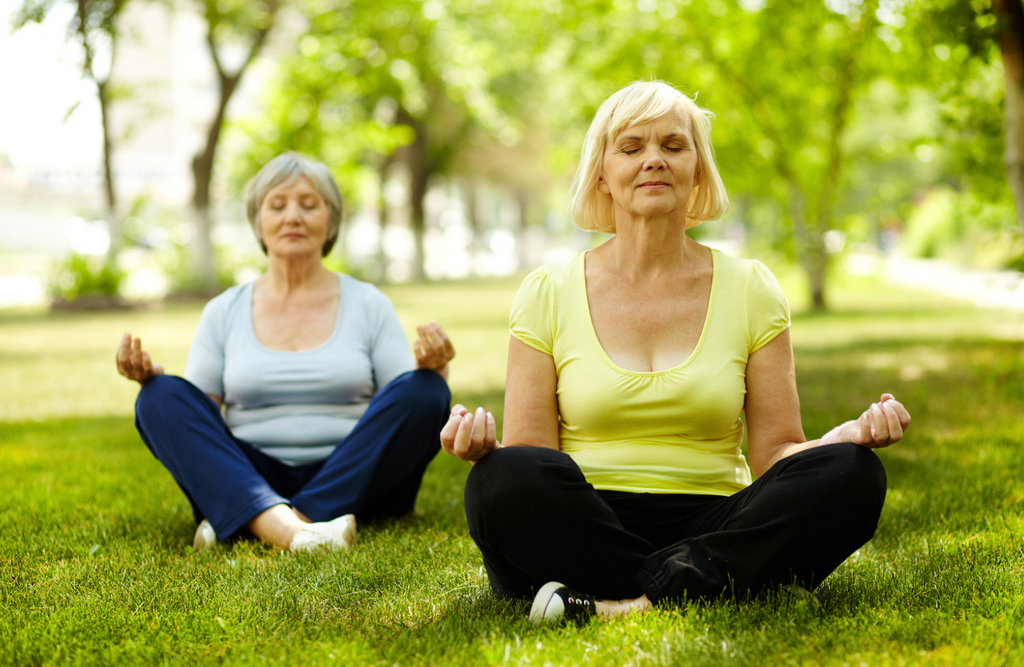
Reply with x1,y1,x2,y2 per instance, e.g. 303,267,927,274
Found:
268,246,323,262
618,207,686,223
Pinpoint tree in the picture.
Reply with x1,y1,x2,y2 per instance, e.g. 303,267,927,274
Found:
992,0,1024,231
189,0,281,292
229,0,536,281
913,0,1024,235
561,0,908,309
700,0,885,310
13,0,129,260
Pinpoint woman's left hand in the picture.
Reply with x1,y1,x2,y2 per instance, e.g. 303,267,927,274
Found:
414,320,455,375
827,393,911,448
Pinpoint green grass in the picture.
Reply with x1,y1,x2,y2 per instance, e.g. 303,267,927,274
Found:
1,274,1023,666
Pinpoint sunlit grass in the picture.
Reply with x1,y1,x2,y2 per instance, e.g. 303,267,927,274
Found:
1,273,1023,666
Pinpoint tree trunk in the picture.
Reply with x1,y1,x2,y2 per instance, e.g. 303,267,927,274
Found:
191,72,238,292
375,157,393,284
406,121,429,283
788,187,827,311
805,243,828,311
515,187,530,270
465,178,481,275
994,0,1024,235
190,5,277,293
76,0,119,262
96,78,120,261
805,10,868,312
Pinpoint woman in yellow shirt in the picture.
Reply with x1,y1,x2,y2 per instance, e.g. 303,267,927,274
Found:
440,81,911,623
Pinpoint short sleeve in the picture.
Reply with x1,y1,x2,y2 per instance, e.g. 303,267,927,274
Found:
184,296,227,397
365,284,415,390
509,268,555,356
744,260,791,353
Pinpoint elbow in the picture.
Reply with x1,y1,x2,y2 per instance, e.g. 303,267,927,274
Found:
747,442,785,478
748,437,812,478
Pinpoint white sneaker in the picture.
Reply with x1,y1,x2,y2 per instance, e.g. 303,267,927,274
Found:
193,519,218,551
529,581,596,624
290,514,357,552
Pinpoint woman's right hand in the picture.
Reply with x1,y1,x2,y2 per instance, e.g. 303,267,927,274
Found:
440,404,500,462
116,332,165,383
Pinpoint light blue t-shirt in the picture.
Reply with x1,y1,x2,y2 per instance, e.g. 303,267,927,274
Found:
184,273,415,466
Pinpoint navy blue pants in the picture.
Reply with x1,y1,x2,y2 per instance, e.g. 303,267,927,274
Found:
135,370,450,540
465,443,886,603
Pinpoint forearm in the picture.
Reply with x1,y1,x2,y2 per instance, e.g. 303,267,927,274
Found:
752,420,856,477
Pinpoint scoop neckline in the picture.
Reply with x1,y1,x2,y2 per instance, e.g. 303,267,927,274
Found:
579,248,718,377
246,273,345,354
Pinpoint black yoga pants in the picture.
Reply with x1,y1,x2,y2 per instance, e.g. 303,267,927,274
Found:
464,443,886,603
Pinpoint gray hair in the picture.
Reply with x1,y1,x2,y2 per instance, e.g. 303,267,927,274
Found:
244,152,344,257
568,81,728,234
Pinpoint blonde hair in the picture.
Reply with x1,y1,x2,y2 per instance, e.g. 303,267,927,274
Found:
568,81,728,233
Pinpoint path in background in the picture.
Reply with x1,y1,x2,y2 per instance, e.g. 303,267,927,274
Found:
883,255,1024,312
3,249,1023,311
0,254,48,309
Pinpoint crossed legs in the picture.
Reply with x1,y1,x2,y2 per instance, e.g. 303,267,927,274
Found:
464,443,886,604
134,370,450,545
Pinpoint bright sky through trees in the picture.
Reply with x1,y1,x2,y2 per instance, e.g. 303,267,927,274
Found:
0,0,105,171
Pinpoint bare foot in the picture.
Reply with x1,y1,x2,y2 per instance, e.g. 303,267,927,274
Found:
594,594,653,618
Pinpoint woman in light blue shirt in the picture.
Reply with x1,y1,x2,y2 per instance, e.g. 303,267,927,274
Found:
116,153,455,552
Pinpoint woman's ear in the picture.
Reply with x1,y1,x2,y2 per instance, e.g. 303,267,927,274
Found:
597,176,610,195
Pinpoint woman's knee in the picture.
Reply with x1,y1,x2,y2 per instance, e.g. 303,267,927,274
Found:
384,369,451,416
795,443,888,536
135,375,220,436
820,442,887,502
465,446,581,518
135,374,191,415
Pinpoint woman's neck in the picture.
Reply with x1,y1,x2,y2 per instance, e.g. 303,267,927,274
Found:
260,255,334,297
597,214,701,277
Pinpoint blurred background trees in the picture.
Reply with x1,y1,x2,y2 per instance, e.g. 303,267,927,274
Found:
13,0,130,262
189,0,282,293
7,0,1021,309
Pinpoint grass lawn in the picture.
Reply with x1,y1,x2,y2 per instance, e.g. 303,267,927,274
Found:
1,271,1023,666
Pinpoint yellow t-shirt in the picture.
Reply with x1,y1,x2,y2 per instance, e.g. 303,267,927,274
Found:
509,249,790,496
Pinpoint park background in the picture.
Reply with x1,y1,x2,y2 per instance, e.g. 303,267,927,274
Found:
1,0,1024,665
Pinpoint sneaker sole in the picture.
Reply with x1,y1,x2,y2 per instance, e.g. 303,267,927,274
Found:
338,514,357,549
193,520,217,551
290,514,359,552
529,581,567,624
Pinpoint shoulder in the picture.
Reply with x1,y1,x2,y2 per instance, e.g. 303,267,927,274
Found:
742,257,786,298
710,248,759,276
724,254,790,349
710,250,784,293
199,282,251,321
339,273,388,303
518,253,582,296
338,273,398,319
